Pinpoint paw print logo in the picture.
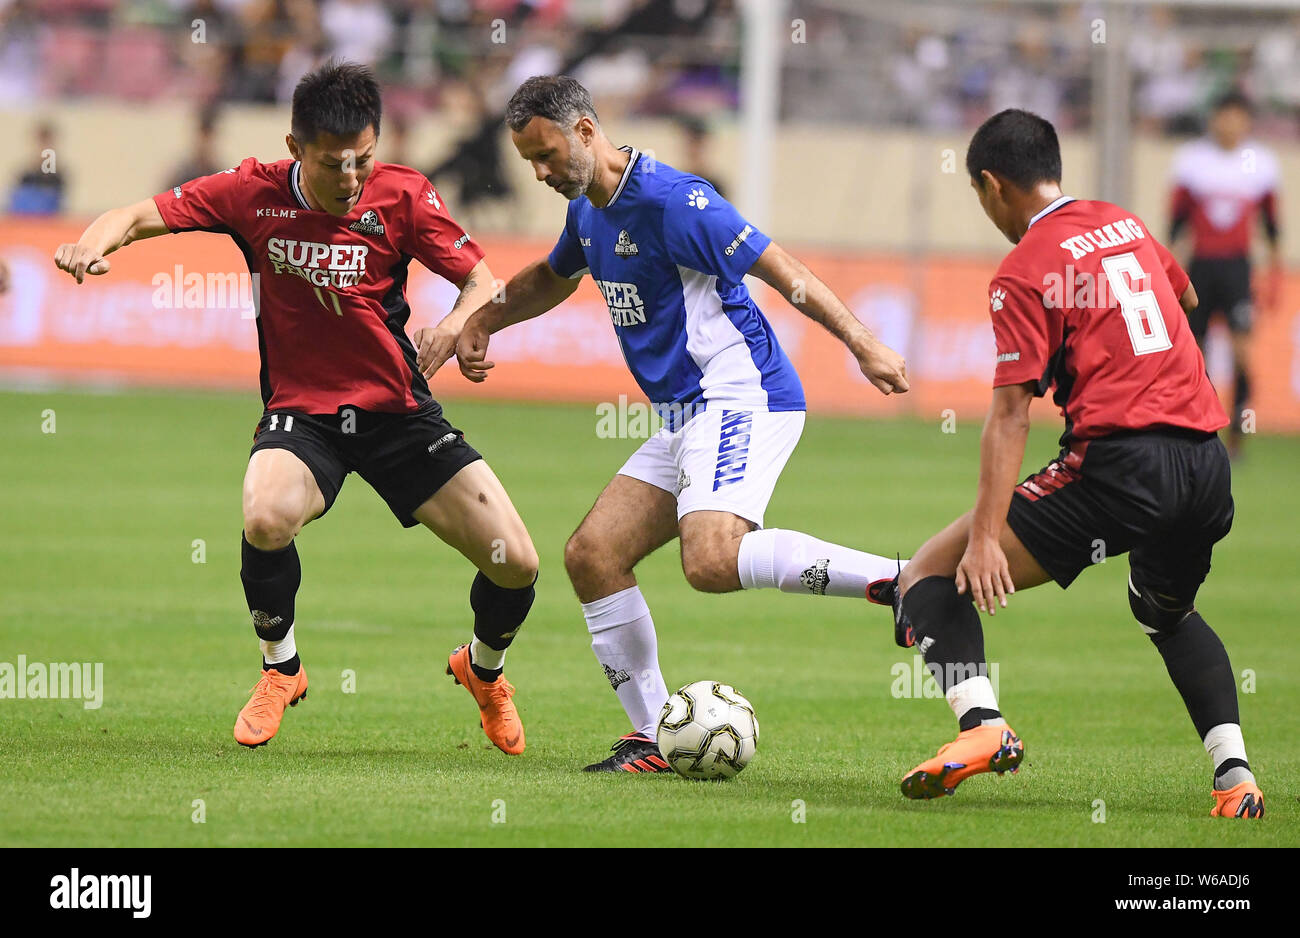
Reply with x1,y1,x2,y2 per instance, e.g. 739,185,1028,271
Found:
990,288,1006,312
687,187,710,210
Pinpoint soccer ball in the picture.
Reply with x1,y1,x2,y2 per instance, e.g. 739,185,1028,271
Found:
656,680,759,780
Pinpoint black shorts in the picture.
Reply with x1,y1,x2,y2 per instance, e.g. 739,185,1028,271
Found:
249,401,483,528
1187,255,1252,338
1006,429,1234,605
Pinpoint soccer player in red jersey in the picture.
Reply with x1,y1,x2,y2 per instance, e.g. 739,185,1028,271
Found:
884,110,1262,818
1169,91,1282,458
52,63,538,755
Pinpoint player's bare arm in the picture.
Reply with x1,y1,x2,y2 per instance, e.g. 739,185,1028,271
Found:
1180,282,1199,315
53,197,168,283
748,241,909,395
956,381,1034,615
455,258,580,382
414,258,497,379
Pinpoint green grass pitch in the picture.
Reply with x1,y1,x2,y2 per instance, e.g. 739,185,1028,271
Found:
1,388,1296,847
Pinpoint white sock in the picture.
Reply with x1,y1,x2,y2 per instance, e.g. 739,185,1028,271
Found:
945,675,1005,727
1204,722,1254,789
260,624,296,668
582,585,669,738
737,528,904,598
469,637,506,672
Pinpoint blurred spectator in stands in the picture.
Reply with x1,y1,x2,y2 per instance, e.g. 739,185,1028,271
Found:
1251,14,1300,138
275,1,328,104
888,28,959,129
0,256,9,295
1132,6,1211,134
172,0,238,102
0,0,43,105
9,123,66,216
574,45,653,119
218,0,312,101
988,23,1064,127
383,111,410,166
165,107,224,191
320,0,394,67
674,114,727,198
428,82,513,213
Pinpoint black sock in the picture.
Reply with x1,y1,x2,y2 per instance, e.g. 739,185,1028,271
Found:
263,653,301,676
1232,369,1250,429
468,571,536,682
901,576,995,728
958,707,1004,732
1148,611,1239,739
240,533,300,665
1213,757,1253,790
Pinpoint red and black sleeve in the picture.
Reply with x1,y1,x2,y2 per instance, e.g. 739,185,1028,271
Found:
152,158,250,233
402,175,485,285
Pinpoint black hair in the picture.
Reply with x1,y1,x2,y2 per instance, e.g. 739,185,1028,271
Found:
966,108,1061,190
505,75,599,133
1211,89,1253,115
291,61,382,147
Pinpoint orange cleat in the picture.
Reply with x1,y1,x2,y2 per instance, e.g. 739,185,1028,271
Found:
446,644,525,755
234,666,308,748
1210,781,1264,818
901,724,1024,799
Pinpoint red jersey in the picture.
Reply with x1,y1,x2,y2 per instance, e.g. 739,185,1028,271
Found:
153,158,484,413
989,197,1228,442
1169,138,1279,259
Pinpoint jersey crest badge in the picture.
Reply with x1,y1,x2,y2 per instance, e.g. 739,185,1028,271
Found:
349,210,385,236
614,229,639,258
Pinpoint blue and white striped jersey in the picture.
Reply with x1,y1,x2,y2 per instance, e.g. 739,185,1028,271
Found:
547,147,805,427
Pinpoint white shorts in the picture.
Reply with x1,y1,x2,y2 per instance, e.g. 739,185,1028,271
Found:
617,408,805,527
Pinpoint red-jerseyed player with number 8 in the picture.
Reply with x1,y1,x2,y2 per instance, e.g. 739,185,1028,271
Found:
880,109,1262,819
52,62,538,757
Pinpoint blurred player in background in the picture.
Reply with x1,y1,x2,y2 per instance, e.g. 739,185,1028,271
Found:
437,75,910,773
52,62,539,757
888,109,1261,819
1169,91,1282,459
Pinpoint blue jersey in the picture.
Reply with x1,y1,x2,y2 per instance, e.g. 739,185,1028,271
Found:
547,147,805,427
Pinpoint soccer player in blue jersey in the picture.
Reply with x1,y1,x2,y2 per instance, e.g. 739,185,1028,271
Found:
432,76,910,772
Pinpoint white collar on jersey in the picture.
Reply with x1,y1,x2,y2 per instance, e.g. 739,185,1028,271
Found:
599,146,640,209
289,161,313,210
1027,194,1075,229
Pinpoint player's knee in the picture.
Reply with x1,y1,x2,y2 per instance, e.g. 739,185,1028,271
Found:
1127,578,1192,633
487,538,539,589
243,502,304,551
563,529,605,584
680,546,738,593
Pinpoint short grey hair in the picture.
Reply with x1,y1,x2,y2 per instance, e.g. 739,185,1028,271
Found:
505,75,599,133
